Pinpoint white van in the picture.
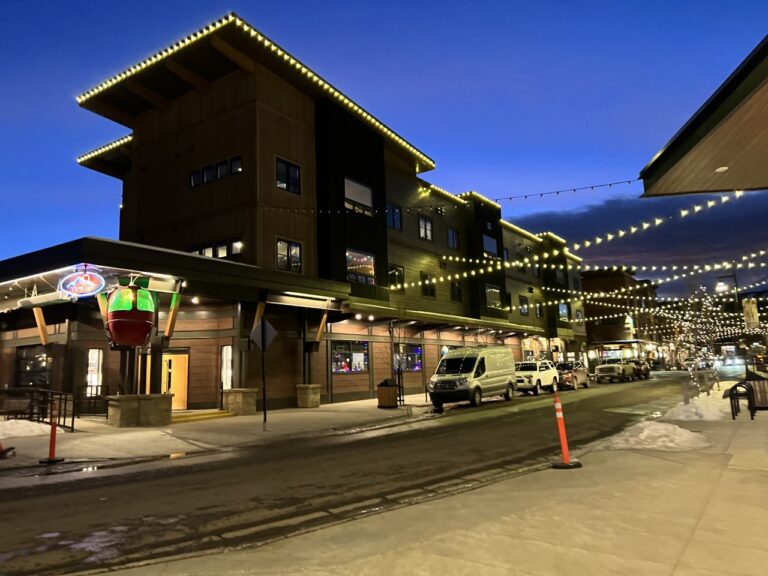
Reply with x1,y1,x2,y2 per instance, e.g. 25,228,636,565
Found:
427,346,517,409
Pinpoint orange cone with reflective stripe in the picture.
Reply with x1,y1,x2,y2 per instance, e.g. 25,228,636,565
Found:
552,390,582,469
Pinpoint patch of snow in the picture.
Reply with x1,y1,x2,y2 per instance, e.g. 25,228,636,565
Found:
589,421,709,452
661,394,731,421
0,419,63,439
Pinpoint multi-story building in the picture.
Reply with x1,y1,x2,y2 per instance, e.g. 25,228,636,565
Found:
0,13,583,413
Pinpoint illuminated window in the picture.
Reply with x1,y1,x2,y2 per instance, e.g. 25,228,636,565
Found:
221,345,233,391
346,249,375,284
575,309,583,324
418,215,433,240
486,283,502,308
559,302,570,319
86,349,103,397
202,246,214,257
386,203,402,230
216,244,227,258
448,228,459,249
276,158,300,194
331,341,369,373
277,239,302,273
421,272,436,297
231,240,243,255
394,343,422,372
519,295,529,316
344,178,373,216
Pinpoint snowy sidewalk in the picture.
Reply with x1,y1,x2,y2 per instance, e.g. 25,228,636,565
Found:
95,391,768,576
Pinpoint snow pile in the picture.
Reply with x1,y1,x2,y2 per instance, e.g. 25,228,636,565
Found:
0,419,61,439
590,421,709,452
662,394,731,421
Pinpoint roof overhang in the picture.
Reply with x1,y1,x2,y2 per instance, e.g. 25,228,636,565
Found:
640,35,768,197
76,13,434,174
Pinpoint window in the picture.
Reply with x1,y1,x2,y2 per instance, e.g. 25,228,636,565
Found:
331,341,369,373
388,264,405,292
482,234,498,255
86,349,103,397
556,269,565,283
519,295,530,316
346,249,376,284
386,203,402,230
485,283,502,308
474,357,486,378
559,302,570,320
421,272,436,297
394,343,422,372
276,158,300,194
189,170,202,188
344,178,373,216
418,215,433,240
216,161,228,180
450,280,462,302
448,228,459,249
231,240,243,255
230,156,243,174
202,246,214,257
532,265,540,277
277,239,302,273
221,345,233,391
503,247,509,262
202,165,215,184
216,244,227,258
535,301,543,318
575,310,584,324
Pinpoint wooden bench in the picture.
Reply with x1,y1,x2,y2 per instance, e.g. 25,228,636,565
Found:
725,380,768,420
0,397,31,420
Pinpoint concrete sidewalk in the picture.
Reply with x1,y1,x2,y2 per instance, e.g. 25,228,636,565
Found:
0,393,436,474
102,413,768,576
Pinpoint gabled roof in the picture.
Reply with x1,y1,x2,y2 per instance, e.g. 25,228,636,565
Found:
77,13,435,173
640,35,768,196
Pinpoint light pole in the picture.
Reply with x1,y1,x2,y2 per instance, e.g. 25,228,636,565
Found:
716,267,746,380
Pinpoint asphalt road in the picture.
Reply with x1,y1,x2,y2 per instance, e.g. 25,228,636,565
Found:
0,371,698,575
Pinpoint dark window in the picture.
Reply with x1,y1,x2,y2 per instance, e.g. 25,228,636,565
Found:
189,170,202,188
418,215,433,241
474,357,486,377
388,264,405,292
331,341,369,373
276,239,302,273
519,296,530,316
556,269,565,283
532,265,540,277
394,343,422,372
230,156,243,174
216,161,228,180
276,158,300,194
450,280,462,302
386,203,402,230
535,301,543,318
346,249,376,284
202,165,215,184
503,247,509,262
448,228,459,249
421,272,436,297
486,283,502,308
575,309,583,324
482,234,498,255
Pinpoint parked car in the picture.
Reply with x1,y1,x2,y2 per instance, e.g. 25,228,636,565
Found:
428,346,517,409
556,361,589,389
630,359,651,379
515,360,559,395
595,358,634,383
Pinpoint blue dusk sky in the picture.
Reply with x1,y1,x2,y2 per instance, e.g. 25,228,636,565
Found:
1,0,767,295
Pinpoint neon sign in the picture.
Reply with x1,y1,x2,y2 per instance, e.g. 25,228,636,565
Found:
59,271,106,298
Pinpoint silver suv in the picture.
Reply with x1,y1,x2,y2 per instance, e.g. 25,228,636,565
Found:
515,360,559,395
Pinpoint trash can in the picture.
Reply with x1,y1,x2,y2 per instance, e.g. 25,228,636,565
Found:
377,379,399,409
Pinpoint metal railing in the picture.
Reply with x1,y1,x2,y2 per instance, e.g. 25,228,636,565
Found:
0,387,75,431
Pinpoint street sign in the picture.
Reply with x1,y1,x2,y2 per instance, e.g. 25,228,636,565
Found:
250,319,277,351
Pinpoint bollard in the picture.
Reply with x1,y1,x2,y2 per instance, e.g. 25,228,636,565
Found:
551,391,582,469
39,399,64,465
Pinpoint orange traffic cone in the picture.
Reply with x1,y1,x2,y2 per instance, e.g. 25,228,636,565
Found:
0,440,15,459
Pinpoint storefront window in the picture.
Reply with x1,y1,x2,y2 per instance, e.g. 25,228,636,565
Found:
331,341,369,373
86,349,103,397
394,343,422,372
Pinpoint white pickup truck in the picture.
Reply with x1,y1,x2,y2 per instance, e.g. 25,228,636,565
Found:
595,358,635,383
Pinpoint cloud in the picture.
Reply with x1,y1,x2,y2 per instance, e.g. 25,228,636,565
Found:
509,191,768,294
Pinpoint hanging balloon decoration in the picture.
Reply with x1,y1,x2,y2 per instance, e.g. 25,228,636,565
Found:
105,283,155,346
